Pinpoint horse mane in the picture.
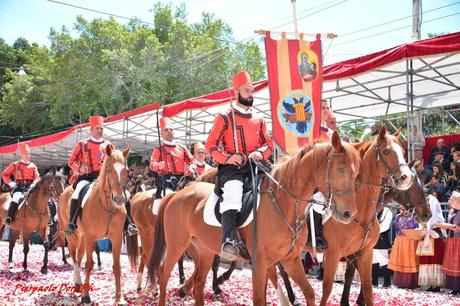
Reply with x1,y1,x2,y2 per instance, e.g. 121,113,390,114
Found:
28,171,65,195
271,141,360,183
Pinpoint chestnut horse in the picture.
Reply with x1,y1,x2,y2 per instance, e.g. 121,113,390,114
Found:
340,159,431,306
148,132,361,305
0,170,65,274
58,145,138,305
131,167,232,294
318,126,431,306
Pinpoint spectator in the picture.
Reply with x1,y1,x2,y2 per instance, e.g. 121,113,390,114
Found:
432,151,450,174
432,163,448,186
388,207,420,289
370,123,379,136
410,125,425,160
442,191,460,295
413,159,433,186
428,175,447,202
446,162,460,198
418,194,446,292
428,138,450,165
452,150,460,166
372,206,393,288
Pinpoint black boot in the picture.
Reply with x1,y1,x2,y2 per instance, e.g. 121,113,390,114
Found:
382,265,392,288
220,209,239,262
307,211,327,249
123,199,138,236
4,201,19,225
372,263,380,286
64,199,80,235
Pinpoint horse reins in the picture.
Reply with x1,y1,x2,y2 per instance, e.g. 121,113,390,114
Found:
255,149,355,258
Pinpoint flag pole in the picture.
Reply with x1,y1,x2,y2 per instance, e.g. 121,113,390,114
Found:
291,0,299,38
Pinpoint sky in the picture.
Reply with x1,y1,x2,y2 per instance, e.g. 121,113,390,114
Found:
0,0,459,66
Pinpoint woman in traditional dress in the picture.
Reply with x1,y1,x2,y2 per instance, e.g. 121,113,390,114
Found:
418,194,446,292
388,207,420,288
442,191,460,295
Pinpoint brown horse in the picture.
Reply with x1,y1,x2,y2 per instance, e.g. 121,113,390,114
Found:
340,159,431,306
147,132,362,305
58,145,138,305
131,167,230,294
0,170,65,274
318,126,432,306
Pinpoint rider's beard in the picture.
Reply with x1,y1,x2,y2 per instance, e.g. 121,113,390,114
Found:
238,93,253,107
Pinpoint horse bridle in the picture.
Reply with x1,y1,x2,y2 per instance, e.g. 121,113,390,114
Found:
102,160,126,207
374,140,413,189
257,149,356,257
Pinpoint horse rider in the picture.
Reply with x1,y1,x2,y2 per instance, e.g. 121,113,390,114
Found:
189,142,212,177
64,115,138,236
150,116,195,198
205,70,273,262
2,143,40,225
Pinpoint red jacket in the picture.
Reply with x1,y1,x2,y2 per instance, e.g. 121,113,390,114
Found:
205,109,273,164
68,138,111,176
150,143,193,175
2,161,40,187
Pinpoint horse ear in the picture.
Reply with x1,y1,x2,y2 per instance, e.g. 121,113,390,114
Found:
393,128,401,140
331,131,344,152
123,145,131,159
377,124,387,141
408,160,416,169
106,144,113,156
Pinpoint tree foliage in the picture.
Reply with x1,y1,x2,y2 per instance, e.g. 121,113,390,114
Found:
0,3,265,138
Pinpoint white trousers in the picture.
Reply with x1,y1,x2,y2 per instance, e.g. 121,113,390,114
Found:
220,180,243,214
12,191,25,203
71,180,91,200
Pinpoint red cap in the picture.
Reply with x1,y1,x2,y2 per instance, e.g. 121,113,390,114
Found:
19,143,30,155
160,117,173,129
89,115,104,127
232,71,253,92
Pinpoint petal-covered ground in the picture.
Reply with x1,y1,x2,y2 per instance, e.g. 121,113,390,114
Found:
0,241,459,305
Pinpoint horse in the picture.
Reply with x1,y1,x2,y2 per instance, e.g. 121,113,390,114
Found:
131,166,233,295
317,126,432,306
57,144,138,305
147,131,362,305
339,159,432,306
0,170,65,274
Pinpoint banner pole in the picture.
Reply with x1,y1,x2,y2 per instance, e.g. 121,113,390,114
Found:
291,0,299,38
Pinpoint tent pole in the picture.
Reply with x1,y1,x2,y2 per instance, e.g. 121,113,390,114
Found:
405,58,413,162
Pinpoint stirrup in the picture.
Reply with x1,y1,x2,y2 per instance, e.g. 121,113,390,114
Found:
125,224,139,236
220,239,239,262
64,223,76,236
3,217,12,226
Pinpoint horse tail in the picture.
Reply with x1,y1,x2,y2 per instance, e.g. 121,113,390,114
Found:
125,230,139,271
147,193,175,284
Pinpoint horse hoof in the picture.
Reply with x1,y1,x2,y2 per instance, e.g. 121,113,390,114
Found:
293,300,302,306
137,287,142,293
8,262,13,269
81,295,91,304
74,284,82,292
213,287,222,296
178,288,187,298
40,267,48,274
117,298,128,306
23,269,29,273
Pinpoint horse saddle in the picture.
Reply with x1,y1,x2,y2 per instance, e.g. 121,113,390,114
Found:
78,183,95,212
203,179,261,228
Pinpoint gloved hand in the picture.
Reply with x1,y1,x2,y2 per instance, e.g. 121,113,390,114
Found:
8,181,16,189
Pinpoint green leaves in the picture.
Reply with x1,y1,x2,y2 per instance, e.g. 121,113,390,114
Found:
0,3,265,138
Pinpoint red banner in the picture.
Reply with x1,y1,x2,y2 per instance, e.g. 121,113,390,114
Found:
265,32,323,154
